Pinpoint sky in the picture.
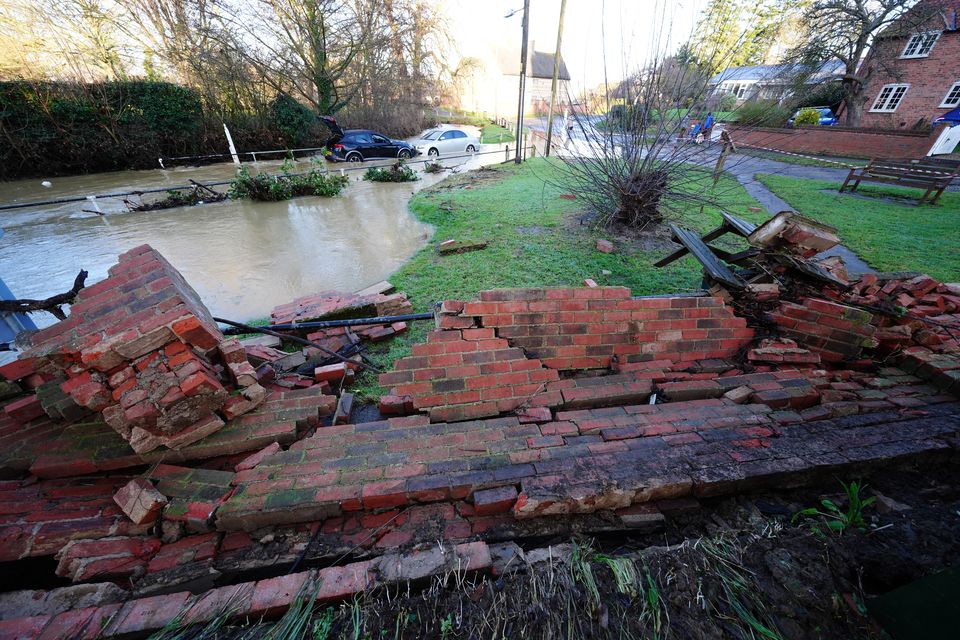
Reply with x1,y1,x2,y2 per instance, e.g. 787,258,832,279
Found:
445,0,709,91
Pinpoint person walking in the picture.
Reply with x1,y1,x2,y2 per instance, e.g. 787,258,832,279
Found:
702,112,715,143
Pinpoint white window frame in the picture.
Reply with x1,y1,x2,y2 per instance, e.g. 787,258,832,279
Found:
900,31,941,58
870,84,910,112
941,81,960,108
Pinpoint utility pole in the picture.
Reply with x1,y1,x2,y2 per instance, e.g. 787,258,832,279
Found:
514,0,530,164
544,0,567,157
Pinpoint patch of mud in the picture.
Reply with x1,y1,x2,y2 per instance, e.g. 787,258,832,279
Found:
425,166,506,193
563,211,681,253
515,225,547,235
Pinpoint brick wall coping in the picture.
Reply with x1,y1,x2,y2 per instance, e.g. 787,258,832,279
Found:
728,124,937,138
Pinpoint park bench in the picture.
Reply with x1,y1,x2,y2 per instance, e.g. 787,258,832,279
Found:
892,157,960,172
839,159,957,205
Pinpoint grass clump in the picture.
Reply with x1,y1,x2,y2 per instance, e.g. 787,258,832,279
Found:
364,160,419,183
759,174,960,281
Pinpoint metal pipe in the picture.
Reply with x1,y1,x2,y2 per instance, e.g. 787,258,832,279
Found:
212,316,381,373
220,312,435,335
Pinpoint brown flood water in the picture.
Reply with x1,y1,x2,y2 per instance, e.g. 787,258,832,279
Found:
0,149,501,327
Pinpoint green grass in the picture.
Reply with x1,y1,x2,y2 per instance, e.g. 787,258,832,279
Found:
759,174,960,282
352,158,765,399
480,124,516,144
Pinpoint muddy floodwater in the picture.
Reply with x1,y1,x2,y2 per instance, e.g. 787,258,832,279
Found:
0,149,503,327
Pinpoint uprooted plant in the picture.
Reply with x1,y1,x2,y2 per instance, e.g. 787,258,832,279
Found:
229,161,350,202
364,160,420,183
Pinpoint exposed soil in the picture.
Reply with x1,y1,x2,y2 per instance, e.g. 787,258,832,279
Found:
564,208,679,253
208,460,960,639
427,166,506,193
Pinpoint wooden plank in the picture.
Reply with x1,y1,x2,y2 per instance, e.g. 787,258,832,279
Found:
355,280,395,297
719,212,757,237
709,247,761,265
669,225,745,289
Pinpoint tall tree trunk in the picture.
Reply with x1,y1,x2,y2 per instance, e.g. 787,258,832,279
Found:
844,89,863,127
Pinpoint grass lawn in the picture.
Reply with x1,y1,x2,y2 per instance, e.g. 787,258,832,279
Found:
759,174,960,282
480,124,517,144
353,158,766,399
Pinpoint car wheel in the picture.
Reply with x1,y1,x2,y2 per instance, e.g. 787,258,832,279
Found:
428,148,439,157
398,149,411,159
466,145,477,153
346,152,363,162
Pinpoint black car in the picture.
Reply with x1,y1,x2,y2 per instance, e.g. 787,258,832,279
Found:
325,129,418,162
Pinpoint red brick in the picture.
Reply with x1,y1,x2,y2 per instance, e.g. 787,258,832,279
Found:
473,486,518,515
249,571,311,617
0,358,37,382
314,363,348,383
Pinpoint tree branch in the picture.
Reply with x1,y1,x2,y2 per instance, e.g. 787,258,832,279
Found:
0,270,88,320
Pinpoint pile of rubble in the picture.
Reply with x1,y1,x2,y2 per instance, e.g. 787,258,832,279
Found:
0,224,959,639
1,247,266,454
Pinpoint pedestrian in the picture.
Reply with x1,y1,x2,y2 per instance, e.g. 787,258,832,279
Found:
702,112,715,143
689,120,702,143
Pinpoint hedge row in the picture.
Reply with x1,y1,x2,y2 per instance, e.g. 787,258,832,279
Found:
0,81,332,180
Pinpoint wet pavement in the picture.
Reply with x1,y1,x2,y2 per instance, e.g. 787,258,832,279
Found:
0,147,503,327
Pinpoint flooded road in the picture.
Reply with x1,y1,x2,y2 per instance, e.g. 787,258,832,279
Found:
0,146,505,327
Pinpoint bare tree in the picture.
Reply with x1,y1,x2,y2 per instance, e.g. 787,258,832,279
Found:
211,0,373,115
1,0,132,81
788,0,936,127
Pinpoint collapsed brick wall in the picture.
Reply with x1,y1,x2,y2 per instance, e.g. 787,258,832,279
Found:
458,288,753,369
0,245,265,453
381,287,754,422
380,328,561,423
769,298,878,362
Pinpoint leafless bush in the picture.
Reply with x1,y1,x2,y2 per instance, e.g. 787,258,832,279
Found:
548,2,813,233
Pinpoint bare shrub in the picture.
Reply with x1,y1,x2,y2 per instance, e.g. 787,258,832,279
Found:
547,2,809,233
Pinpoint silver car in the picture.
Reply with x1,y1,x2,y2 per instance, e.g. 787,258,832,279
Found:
415,128,480,158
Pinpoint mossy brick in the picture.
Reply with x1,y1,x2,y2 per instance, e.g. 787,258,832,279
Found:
265,487,320,510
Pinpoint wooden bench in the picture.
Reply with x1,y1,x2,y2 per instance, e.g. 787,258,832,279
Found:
655,212,759,269
839,159,957,205
891,157,960,172
655,213,765,289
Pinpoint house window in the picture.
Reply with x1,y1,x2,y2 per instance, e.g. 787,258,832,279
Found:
871,84,909,112
724,82,751,99
901,31,940,58
941,81,960,108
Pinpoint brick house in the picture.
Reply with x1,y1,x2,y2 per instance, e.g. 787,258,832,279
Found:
856,0,960,129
